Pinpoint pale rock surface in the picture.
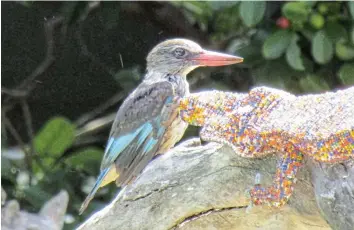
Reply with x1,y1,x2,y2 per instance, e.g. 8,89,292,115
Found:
78,138,354,230
1,189,69,230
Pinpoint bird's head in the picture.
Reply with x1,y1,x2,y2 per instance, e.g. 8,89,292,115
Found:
146,38,243,76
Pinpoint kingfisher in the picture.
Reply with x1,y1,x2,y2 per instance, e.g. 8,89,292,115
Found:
79,38,243,214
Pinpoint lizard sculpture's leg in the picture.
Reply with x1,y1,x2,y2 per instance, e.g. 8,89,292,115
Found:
250,144,304,207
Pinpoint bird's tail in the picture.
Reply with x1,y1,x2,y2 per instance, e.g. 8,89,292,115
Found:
79,165,118,215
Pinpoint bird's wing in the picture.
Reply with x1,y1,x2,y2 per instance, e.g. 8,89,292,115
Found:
101,80,176,185
79,80,176,214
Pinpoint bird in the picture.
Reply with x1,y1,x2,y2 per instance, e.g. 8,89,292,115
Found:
79,38,243,214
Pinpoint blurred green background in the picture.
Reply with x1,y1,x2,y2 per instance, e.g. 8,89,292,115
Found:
2,1,354,229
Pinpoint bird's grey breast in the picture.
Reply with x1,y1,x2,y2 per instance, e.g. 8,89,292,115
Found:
164,73,190,97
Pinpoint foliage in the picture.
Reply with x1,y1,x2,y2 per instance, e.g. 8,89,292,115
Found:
2,1,354,229
2,116,107,228
176,1,354,92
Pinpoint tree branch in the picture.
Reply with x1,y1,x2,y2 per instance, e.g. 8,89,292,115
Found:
76,112,116,136
2,15,64,108
75,92,124,127
20,100,35,182
3,116,31,173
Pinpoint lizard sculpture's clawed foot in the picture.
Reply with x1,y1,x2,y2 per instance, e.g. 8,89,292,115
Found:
248,172,271,206
245,173,263,212
248,173,285,207
249,183,289,208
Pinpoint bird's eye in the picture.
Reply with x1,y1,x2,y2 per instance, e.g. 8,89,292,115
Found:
173,48,187,58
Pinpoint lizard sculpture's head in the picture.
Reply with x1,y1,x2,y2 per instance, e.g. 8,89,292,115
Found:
146,38,243,76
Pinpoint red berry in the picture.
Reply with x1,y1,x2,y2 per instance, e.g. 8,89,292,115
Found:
276,17,290,29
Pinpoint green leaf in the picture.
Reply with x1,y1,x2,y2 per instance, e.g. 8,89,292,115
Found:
282,2,311,24
324,22,348,43
286,33,305,71
23,186,52,209
34,117,75,157
208,1,238,11
318,3,329,14
174,1,213,31
309,13,325,30
335,40,354,61
312,30,333,64
305,2,317,7
232,43,263,67
1,157,17,182
302,55,315,73
65,147,103,174
348,2,354,19
338,63,354,85
213,5,240,35
300,26,316,41
252,59,304,90
299,74,330,93
262,30,292,59
228,35,265,67
114,66,142,91
239,1,266,27
181,1,212,16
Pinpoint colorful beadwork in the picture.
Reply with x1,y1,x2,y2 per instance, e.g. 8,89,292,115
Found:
178,86,354,207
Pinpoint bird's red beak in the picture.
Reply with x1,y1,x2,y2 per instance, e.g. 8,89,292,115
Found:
190,50,243,66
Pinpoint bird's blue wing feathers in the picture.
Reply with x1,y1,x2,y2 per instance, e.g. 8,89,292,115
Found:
101,125,146,169
80,81,176,214
79,118,166,215
100,88,174,185
101,115,168,185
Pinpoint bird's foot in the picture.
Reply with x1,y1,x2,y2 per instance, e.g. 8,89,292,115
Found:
178,137,202,148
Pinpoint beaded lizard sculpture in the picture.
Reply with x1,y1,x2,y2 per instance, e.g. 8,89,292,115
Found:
178,86,354,207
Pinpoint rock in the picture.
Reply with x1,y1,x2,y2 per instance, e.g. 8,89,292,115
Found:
1,189,69,230
78,138,341,230
308,159,354,230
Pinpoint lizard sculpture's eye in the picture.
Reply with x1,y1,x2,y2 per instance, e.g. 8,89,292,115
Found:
173,48,188,58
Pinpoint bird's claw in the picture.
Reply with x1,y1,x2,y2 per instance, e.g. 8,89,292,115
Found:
177,137,201,148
